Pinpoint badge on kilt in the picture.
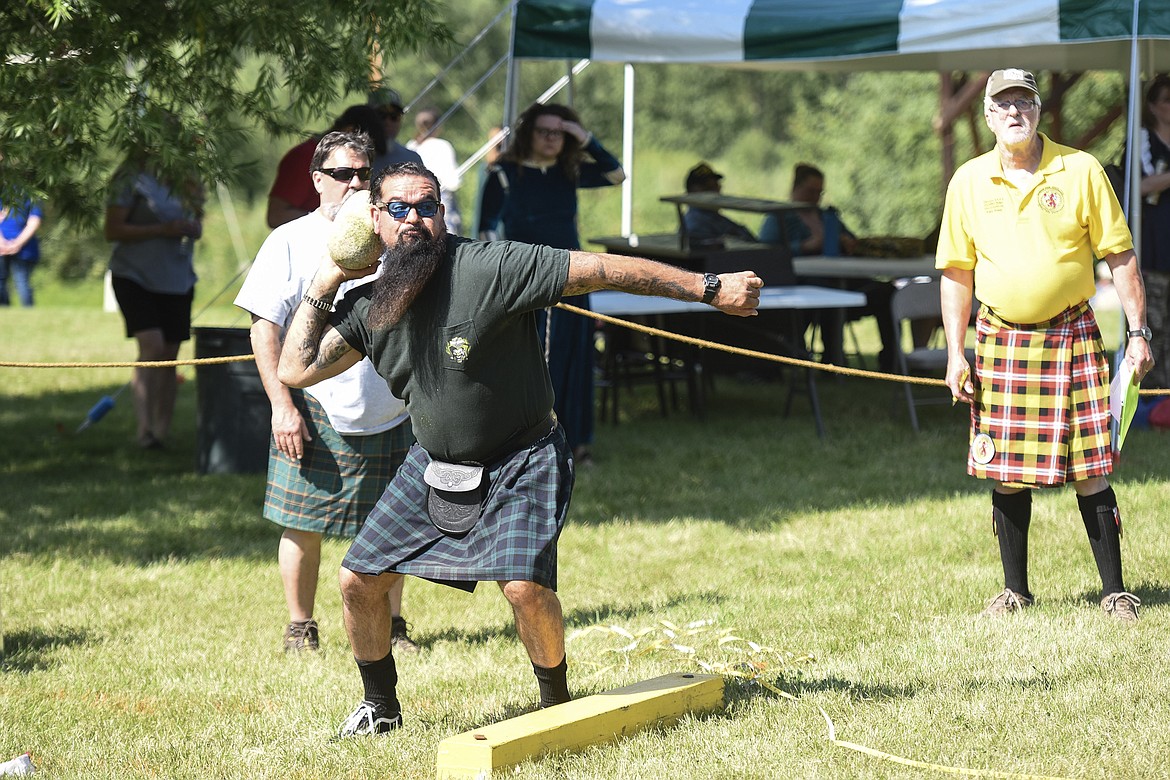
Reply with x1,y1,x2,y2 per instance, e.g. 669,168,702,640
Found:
971,433,996,465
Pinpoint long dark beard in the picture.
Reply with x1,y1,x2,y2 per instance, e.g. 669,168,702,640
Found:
367,230,447,330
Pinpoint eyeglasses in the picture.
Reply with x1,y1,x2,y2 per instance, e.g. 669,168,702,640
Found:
317,166,371,182
534,127,565,139
991,98,1039,113
379,200,441,219
380,109,404,121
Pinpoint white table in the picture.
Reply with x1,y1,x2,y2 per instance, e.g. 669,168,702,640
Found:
793,255,939,282
588,285,866,316
584,286,867,438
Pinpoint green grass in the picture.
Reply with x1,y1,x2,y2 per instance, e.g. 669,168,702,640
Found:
3,300,1170,779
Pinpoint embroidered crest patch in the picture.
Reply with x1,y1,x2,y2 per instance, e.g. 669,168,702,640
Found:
445,336,471,363
971,433,996,465
1037,186,1064,213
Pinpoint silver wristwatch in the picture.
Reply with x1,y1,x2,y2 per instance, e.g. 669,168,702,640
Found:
1126,326,1153,341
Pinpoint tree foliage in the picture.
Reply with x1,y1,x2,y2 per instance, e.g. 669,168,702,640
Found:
4,0,1134,282
0,0,451,222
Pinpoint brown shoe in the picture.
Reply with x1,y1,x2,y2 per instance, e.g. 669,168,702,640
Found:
283,619,320,652
1101,592,1141,623
390,616,420,654
982,588,1034,616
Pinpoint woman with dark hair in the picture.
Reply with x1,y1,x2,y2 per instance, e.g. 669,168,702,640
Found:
478,103,625,463
1139,74,1170,387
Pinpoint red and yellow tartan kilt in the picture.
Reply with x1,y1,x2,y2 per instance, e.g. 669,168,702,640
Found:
968,302,1112,487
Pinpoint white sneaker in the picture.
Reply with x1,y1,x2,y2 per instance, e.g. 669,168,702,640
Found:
336,700,402,738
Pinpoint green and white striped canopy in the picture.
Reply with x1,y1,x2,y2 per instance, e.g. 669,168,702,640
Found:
514,0,1170,71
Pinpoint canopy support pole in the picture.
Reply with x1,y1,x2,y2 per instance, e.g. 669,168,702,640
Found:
621,63,635,237
502,0,521,141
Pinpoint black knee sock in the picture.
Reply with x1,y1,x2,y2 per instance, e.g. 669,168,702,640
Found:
1078,486,1125,595
533,656,571,708
356,652,400,714
992,489,1032,597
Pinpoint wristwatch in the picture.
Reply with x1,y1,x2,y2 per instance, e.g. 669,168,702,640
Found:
1127,326,1153,341
701,273,722,305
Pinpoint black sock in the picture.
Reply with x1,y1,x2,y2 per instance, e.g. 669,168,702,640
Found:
1078,486,1125,595
356,652,400,714
533,656,571,708
992,489,1032,598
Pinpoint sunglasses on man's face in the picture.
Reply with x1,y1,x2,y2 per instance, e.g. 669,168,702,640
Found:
379,200,441,220
380,109,404,121
318,166,371,182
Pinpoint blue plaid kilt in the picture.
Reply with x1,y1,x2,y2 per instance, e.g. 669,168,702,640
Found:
263,389,413,537
342,423,574,592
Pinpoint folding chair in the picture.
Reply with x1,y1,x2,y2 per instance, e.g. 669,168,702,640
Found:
889,277,974,432
595,323,689,424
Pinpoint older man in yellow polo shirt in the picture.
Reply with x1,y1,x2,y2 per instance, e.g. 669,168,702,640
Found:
937,68,1154,622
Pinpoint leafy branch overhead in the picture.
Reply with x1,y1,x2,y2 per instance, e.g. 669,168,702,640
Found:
1,0,452,222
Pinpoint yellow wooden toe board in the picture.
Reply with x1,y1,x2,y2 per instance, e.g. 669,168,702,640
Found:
435,672,724,779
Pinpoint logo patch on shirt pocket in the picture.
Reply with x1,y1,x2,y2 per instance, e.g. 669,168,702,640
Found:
441,320,478,370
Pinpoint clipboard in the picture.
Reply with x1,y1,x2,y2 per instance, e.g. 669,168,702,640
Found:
1110,360,1140,450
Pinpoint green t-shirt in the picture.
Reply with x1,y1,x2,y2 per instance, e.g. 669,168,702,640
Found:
332,236,570,462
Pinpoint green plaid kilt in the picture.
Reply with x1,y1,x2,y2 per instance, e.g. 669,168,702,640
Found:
342,424,573,592
969,301,1112,487
263,389,413,537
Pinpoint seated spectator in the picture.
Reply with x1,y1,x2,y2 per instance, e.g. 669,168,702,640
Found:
761,163,897,370
681,162,755,243
759,163,857,255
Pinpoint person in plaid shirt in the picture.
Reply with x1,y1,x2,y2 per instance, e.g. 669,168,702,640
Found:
938,69,1154,622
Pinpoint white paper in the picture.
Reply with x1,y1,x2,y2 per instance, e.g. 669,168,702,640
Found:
1110,359,1134,423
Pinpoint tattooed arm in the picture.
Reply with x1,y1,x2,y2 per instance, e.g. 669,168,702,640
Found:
277,266,367,388
564,251,763,317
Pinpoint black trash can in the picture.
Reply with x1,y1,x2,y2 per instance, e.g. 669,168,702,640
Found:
194,327,271,474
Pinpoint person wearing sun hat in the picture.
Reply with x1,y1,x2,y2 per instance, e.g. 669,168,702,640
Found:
937,67,1154,623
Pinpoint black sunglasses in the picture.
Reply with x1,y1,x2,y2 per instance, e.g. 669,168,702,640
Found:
379,200,441,219
317,166,371,182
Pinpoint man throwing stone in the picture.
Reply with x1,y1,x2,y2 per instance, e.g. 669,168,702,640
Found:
278,161,762,737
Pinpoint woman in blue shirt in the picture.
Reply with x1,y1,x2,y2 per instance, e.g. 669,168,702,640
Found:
478,103,625,463
0,198,43,307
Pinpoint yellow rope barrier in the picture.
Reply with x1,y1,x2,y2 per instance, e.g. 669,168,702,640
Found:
0,354,254,369
557,302,1170,396
812,702,1078,780
556,301,948,387
749,677,1078,780
1,301,1168,396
